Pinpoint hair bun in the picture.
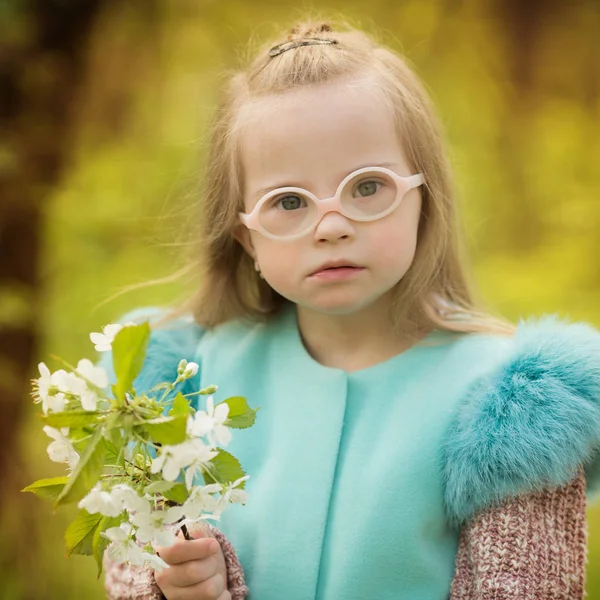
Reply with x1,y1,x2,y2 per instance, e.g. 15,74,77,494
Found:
286,22,334,41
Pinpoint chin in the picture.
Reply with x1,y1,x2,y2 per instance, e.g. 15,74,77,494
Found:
300,295,380,316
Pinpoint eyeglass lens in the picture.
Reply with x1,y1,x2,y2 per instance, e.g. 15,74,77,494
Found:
258,169,399,237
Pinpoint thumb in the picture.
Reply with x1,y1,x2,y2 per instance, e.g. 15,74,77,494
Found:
185,521,213,540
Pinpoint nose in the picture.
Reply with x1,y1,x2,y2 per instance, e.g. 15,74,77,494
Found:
312,209,355,242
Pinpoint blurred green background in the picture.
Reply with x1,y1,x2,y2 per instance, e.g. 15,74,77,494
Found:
1,0,599,598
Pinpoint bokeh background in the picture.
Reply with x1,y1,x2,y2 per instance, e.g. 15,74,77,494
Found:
1,0,599,598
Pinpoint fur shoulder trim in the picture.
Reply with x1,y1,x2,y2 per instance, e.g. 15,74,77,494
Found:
98,306,205,405
442,314,600,527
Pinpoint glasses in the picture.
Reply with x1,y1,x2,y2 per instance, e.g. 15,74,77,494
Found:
238,166,425,241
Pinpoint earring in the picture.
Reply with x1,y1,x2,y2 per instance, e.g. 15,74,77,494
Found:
254,260,265,279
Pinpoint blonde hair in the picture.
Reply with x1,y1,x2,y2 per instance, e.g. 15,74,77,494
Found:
135,18,516,341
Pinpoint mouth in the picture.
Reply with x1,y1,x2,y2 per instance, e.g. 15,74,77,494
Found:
308,265,365,278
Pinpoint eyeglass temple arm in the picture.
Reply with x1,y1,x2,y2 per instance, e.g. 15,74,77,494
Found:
406,173,425,189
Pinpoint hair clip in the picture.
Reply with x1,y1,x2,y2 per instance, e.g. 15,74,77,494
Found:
268,37,338,58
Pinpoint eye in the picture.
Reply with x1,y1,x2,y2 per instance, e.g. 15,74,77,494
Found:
353,180,381,198
273,194,307,211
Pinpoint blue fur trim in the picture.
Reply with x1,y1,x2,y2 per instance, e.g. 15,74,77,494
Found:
97,306,205,409
442,314,600,528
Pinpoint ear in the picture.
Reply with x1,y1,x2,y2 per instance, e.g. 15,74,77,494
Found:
232,222,257,261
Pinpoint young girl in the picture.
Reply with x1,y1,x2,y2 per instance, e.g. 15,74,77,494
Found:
103,19,600,600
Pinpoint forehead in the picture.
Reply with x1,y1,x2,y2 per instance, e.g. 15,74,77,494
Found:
237,75,409,197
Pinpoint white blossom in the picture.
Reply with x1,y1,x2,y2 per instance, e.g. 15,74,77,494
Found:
75,358,108,389
188,396,231,447
80,389,99,411
52,369,99,411
214,475,250,517
177,360,199,380
33,363,67,414
183,362,199,379
184,460,206,491
101,524,145,565
90,322,136,352
182,483,221,520
141,551,170,571
78,484,123,517
42,426,79,470
110,484,151,514
130,505,185,547
150,439,217,482
182,439,219,490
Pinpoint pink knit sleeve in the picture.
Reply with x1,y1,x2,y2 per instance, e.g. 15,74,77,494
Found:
449,465,588,600
104,524,248,600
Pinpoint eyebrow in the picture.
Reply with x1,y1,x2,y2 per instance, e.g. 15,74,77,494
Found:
252,161,398,200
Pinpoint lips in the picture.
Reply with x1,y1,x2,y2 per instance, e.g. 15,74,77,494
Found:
309,261,362,276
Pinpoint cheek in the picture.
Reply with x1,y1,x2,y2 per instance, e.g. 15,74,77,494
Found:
368,214,420,272
254,239,301,280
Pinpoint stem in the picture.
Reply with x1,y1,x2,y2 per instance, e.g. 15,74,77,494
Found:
142,440,150,480
132,432,162,450
159,383,176,404
169,510,193,541
132,406,161,421
124,458,146,473
181,391,203,399
181,524,193,541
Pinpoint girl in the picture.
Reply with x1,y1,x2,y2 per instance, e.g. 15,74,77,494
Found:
103,19,600,600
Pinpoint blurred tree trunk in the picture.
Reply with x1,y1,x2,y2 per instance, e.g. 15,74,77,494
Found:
0,0,109,509
491,0,552,254
0,4,111,597
1,0,162,597
490,0,598,255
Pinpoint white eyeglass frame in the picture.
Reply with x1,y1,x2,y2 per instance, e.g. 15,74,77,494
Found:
238,166,425,241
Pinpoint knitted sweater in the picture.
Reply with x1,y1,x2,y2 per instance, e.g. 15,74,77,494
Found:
104,523,249,600
104,466,588,600
103,310,600,599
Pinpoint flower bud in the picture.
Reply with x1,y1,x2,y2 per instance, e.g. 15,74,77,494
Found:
183,362,199,379
199,384,218,395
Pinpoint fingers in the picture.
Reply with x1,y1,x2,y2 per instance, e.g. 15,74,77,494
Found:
186,521,212,539
198,573,226,599
156,536,219,565
156,572,226,600
155,554,219,588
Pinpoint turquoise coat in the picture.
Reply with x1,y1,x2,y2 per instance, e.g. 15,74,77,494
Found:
105,303,600,600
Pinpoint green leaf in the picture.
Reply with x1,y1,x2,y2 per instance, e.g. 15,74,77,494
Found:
103,437,127,473
103,439,120,463
42,410,102,429
65,509,103,557
202,448,246,488
144,480,177,495
143,415,187,445
112,323,151,402
55,429,106,508
162,483,189,504
168,392,191,417
103,426,124,453
21,476,68,501
219,396,259,429
102,412,128,455
93,515,122,578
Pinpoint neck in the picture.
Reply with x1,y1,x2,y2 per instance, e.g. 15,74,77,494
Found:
294,294,428,372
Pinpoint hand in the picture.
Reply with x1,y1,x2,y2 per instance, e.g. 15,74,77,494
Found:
154,524,230,600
